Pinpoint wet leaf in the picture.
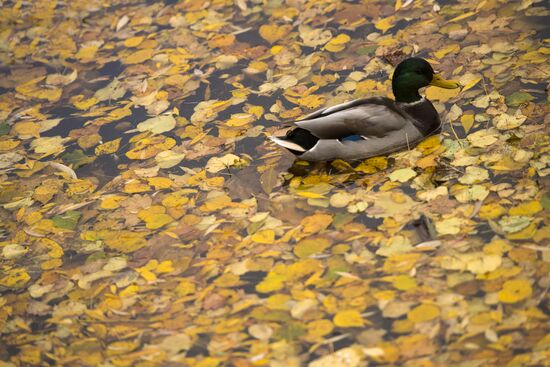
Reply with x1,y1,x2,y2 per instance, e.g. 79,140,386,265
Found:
407,304,440,323
333,310,364,328
52,210,81,230
137,115,177,134
498,279,532,303
259,24,292,44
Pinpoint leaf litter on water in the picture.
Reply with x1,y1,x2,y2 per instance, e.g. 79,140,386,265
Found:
0,0,549,366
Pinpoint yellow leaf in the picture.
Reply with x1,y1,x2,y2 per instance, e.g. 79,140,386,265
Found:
124,36,144,48
123,181,151,194
333,309,364,328
407,303,440,323
119,285,139,298
225,113,255,127
33,179,62,204
509,200,542,216
0,139,20,151
307,319,334,338
75,44,99,60
297,191,326,199
416,135,441,153
294,237,331,258
355,156,388,173
107,341,138,356
100,195,126,210
18,346,41,365
201,191,232,212
256,272,286,293
162,192,190,207
391,275,417,291
176,279,196,296
324,33,351,52
16,80,62,102
259,24,292,43
498,279,532,303
435,217,464,235
126,137,176,160
506,222,537,240
0,268,31,288
95,138,121,156
461,77,482,92
433,44,460,59
298,25,333,48
155,150,186,168
266,294,291,310
251,229,275,244
138,206,173,229
71,95,99,110
460,114,475,132
137,268,157,282
375,16,396,33
12,121,40,139
42,258,62,270
383,253,421,273
245,105,264,118
395,0,402,10
246,61,268,73
101,231,147,253
425,86,460,102
40,238,64,258
329,192,354,208
297,94,326,109
137,115,177,134
206,153,243,173
156,260,174,273
301,213,332,234
124,49,155,64
30,136,68,156
147,177,173,190
208,34,236,48
389,168,417,183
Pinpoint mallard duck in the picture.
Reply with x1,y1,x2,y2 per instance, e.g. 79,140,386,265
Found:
270,57,460,161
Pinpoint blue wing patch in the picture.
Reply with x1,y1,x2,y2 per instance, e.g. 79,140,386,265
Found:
340,135,366,142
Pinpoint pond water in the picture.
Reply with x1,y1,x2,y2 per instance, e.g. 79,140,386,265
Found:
0,0,549,366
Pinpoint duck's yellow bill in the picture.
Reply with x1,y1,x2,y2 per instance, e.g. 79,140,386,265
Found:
430,74,461,89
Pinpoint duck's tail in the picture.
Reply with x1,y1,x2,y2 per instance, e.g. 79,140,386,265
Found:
269,128,319,155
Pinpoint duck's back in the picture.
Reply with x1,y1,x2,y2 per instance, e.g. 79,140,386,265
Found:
294,97,411,139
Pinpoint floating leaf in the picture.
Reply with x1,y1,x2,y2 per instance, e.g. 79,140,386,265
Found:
407,304,440,323
251,229,275,244
294,237,331,258
155,150,186,168
95,138,121,156
259,24,292,44
333,310,364,327
324,34,351,52
498,279,532,303
62,149,95,168
375,16,396,33
299,25,333,47
206,153,243,173
52,210,82,230
505,91,535,107
137,115,176,134
389,168,417,183
0,268,31,289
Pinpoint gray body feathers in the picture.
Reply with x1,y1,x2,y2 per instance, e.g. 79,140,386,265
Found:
271,97,441,161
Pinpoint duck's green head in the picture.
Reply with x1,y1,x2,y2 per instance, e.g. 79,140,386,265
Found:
392,57,460,103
